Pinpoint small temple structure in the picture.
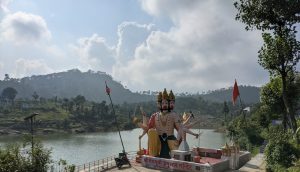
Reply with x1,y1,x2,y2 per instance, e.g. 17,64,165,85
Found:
133,88,251,172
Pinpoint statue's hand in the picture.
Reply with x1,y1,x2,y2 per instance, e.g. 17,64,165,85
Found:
139,135,143,139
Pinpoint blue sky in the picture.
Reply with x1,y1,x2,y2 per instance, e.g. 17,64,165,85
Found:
0,0,298,93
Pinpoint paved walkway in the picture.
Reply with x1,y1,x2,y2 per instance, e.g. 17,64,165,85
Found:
232,153,266,172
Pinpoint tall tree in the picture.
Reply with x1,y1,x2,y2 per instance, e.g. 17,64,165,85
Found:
32,91,39,101
1,87,18,105
259,32,300,130
234,0,300,132
4,74,10,81
73,95,86,112
223,101,230,124
260,77,286,126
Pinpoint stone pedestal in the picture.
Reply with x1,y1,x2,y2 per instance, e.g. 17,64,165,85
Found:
171,150,191,161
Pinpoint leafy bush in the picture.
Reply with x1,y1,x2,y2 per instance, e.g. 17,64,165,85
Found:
227,116,264,151
0,140,52,172
265,126,299,171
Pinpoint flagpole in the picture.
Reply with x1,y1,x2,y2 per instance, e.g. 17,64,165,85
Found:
238,95,246,120
238,95,244,109
233,79,246,120
105,82,126,154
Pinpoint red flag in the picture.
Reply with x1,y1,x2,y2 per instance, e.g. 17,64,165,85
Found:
105,81,110,95
232,79,240,105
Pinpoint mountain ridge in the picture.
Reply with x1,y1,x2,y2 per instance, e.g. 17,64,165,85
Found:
0,69,260,104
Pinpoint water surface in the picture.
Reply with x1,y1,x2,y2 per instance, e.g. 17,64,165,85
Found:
0,129,226,165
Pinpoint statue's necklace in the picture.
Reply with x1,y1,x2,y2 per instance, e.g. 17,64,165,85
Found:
159,112,168,127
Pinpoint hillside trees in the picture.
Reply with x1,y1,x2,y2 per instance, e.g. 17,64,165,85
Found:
73,95,86,112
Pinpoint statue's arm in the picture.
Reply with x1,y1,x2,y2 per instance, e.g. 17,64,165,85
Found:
148,113,156,129
139,130,147,139
186,119,200,128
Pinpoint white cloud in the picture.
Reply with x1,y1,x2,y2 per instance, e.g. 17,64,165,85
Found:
1,11,51,44
71,34,116,73
0,0,11,14
140,0,197,21
14,58,53,78
113,0,268,92
116,21,154,64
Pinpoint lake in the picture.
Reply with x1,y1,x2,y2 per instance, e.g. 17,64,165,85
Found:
0,128,226,165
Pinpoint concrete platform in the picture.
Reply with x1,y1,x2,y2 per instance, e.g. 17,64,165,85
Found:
227,153,266,172
238,153,265,172
108,153,265,172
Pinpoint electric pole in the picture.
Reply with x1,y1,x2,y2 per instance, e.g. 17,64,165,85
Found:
24,113,39,155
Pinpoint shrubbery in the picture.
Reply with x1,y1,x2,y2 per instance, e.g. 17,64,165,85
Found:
0,141,51,172
227,116,264,151
264,126,299,171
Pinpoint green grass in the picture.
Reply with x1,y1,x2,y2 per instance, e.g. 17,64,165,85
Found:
250,146,260,157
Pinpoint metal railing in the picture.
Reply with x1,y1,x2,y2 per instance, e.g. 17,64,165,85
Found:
74,151,136,172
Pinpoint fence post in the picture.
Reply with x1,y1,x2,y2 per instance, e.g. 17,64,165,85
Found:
102,159,104,169
107,157,109,169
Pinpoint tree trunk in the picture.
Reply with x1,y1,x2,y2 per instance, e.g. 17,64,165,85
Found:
282,112,288,130
281,73,297,132
277,26,297,132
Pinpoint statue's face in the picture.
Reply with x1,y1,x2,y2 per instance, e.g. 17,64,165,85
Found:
157,102,161,109
161,99,168,110
169,100,175,110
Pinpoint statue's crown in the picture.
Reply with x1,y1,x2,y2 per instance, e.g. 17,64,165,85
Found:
157,88,175,102
162,88,169,100
169,90,175,101
157,92,162,102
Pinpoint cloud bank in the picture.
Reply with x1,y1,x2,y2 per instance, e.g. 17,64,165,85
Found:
1,11,51,44
112,0,268,92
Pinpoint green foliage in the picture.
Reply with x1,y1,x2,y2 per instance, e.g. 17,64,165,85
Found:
258,78,285,127
30,141,52,172
261,78,283,110
234,0,300,31
32,92,39,101
234,2,300,168
0,141,52,172
259,31,300,77
227,116,264,150
58,159,75,172
235,0,300,133
0,93,228,134
0,144,28,172
223,101,229,125
1,87,18,102
290,74,300,114
265,126,299,170
259,75,300,129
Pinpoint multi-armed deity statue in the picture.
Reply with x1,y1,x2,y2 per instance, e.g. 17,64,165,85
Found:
134,88,199,159
147,89,180,158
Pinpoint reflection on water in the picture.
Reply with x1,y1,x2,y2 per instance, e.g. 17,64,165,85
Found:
0,128,226,165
